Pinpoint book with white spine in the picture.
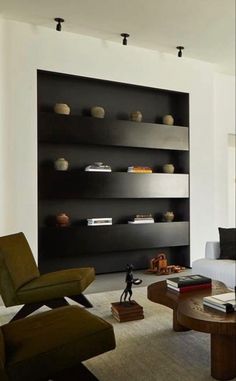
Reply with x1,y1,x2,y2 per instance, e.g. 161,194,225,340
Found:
87,217,112,226
128,220,154,224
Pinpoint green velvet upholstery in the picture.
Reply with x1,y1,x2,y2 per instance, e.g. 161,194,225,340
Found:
17,268,95,304
0,305,116,381
0,232,95,319
0,329,5,368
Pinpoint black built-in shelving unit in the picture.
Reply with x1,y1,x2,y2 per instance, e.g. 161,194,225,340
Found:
38,70,190,274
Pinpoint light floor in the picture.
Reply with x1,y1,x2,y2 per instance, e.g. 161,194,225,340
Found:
0,269,193,306
85,268,193,294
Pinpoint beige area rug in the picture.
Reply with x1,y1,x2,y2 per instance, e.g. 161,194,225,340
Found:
0,287,234,381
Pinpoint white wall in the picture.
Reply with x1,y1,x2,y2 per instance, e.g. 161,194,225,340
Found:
0,18,234,263
0,18,7,234
213,73,235,228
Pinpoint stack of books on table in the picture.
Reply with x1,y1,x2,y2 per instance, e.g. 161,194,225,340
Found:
111,301,144,322
127,166,152,173
166,274,212,293
203,292,236,313
87,217,112,226
128,214,154,224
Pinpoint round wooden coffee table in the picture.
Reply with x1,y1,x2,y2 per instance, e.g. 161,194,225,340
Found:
147,280,236,380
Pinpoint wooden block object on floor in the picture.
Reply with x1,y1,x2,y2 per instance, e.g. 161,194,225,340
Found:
111,301,144,322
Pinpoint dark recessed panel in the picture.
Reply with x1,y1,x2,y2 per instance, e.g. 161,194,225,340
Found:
38,246,190,274
39,171,189,199
38,113,189,151
37,70,189,126
39,222,189,256
37,70,190,273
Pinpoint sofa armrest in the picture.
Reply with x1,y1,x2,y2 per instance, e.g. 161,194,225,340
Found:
205,241,220,259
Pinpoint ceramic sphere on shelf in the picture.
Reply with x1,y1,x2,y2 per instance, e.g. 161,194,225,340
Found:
130,111,143,122
54,158,69,171
91,106,105,119
163,211,175,222
54,103,70,115
162,114,174,126
163,163,175,174
56,213,70,227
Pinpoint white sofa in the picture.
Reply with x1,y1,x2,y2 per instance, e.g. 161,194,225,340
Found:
192,241,236,289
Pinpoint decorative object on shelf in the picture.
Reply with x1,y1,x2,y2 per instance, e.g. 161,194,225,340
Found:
130,111,142,122
163,163,175,174
90,106,105,118
121,33,130,46
54,157,69,171
54,17,64,32
162,114,174,125
163,211,175,222
127,166,152,173
111,264,143,322
146,253,185,275
56,213,70,227
87,217,112,226
176,46,184,57
128,214,154,224
85,162,111,172
54,103,70,115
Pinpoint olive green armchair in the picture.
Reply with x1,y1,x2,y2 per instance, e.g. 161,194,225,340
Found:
0,232,95,321
0,305,116,381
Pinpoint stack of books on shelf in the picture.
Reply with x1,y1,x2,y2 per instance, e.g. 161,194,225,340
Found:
166,274,212,293
85,162,112,172
111,301,144,322
203,291,236,313
128,214,155,224
127,166,152,173
87,217,112,226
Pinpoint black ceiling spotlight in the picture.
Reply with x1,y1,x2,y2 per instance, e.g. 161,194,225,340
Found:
176,46,184,57
54,18,64,32
121,33,130,46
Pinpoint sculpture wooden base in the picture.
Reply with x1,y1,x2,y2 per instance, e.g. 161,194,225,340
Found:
111,301,144,322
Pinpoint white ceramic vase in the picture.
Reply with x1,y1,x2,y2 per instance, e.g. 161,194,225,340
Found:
163,211,175,222
130,111,143,122
91,106,105,118
162,114,174,125
163,163,175,174
54,158,69,171
54,103,70,115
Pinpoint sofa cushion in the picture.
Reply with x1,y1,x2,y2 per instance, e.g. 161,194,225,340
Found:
218,227,236,260
192,258,235,289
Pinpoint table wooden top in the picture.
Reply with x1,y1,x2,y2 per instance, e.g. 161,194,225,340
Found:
147,280,236,334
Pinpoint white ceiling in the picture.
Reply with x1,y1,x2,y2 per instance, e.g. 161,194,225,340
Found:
0,0,235,74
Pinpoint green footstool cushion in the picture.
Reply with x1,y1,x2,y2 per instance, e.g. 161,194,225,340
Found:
1,305,115,381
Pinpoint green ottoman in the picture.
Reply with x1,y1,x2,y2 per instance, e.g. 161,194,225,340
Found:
0,305,116,381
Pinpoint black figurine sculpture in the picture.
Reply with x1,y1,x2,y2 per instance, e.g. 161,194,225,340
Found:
120,264,142,303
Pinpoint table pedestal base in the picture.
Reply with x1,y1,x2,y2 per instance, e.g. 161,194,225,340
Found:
211,334,236,380
173,310,190,332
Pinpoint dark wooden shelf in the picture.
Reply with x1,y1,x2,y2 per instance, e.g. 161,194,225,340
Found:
39,221,189,256
38,112,189,151
39,171,189,199
37,70,190,273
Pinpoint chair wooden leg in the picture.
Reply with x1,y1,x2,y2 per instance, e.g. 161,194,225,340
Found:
48,363,99,381
69,294,93,308
10,302,44,322
45,298,69,309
